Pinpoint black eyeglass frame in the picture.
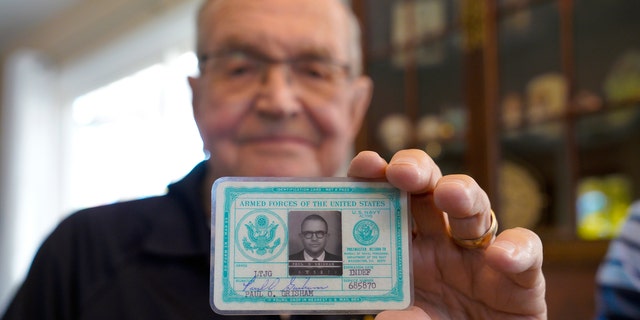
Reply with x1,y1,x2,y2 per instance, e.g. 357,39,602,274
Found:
301,231,328,239
197,49,353,79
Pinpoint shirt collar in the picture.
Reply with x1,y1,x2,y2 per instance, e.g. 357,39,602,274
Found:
304,250,325,261
141,161,211,257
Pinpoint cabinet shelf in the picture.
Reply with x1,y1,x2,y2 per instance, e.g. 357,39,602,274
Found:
501,102,640,137
353,1,639,317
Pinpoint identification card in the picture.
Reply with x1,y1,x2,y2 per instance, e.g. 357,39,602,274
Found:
210,177,413,315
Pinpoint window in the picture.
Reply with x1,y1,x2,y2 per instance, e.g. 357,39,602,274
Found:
0,1,202,312
67,51,204,211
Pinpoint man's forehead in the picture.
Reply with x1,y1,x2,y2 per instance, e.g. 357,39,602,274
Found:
302,219,327,229
211,35,335,56
204,0,347,18
199,0,350,57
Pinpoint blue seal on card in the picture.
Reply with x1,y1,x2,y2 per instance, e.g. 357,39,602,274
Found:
353,219,379,246
235,209,286,262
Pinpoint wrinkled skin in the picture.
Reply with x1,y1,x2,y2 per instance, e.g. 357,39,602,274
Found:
190,0,547,318
349,150,546,319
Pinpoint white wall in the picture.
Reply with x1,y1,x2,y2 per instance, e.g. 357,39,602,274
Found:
0,50,62,314
0,0,200,313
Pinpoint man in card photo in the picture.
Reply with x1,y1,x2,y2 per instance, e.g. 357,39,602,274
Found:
289,212,341,262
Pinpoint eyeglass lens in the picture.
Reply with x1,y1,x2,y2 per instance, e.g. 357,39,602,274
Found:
302,231,326,239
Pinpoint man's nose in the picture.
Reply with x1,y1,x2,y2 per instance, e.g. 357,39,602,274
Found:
254,64,300,119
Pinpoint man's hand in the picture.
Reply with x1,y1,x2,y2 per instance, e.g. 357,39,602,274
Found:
348,150,546,319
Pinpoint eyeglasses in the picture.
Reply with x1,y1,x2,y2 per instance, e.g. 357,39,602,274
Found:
198,50,352,97
301,231,327,239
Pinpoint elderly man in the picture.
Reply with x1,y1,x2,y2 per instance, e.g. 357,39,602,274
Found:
2,0,546,319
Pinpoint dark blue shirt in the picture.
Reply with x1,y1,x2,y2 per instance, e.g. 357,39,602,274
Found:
2,162,361,320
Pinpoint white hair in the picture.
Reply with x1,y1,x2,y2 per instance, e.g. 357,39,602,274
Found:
195,0,364,76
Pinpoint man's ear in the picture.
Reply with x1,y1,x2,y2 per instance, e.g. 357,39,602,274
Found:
348,76,373,138
188,76,200,116
188,75,208,137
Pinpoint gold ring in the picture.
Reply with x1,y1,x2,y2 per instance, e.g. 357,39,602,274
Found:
449,210,498,250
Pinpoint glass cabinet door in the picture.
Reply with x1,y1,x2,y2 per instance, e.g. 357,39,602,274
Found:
355,0,466,175
497,0,565,232
573,0,640,240
355,0,640,240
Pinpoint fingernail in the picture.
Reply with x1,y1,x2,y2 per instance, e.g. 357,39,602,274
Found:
440,178,467,188
392,156,418,166
492,240,516,255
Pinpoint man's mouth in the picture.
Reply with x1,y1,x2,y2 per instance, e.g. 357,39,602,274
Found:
238,134,318,148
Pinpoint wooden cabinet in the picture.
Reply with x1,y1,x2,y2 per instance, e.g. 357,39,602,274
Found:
353,0,640,318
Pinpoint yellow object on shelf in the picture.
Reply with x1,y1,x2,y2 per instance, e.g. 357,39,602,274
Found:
576,175,633,240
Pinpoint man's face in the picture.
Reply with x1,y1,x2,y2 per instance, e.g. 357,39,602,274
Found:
300,219,328,257
189,0,371,179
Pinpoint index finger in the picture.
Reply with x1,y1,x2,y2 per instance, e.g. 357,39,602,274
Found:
385,149,442,193
350,149,447,238
348,150,443,193
347,151,388,179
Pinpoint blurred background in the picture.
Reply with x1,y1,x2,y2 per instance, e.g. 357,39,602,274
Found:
1,0,639,318
350,1,640,318
0,0,205,313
